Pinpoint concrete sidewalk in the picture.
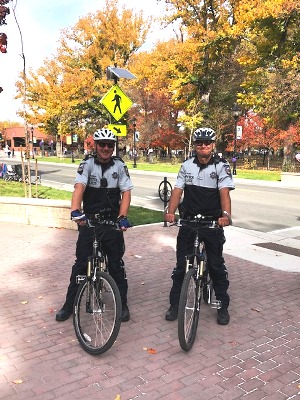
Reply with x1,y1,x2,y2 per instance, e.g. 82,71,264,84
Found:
0,221,299,400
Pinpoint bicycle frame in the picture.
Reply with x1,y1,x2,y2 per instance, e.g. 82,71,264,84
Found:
77,219,117,284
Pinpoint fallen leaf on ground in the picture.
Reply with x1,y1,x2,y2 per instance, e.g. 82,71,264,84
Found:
12,380,23,384
114,395,121,400
20,301,28,305
251,308,261,312
38,296,43,299
143,347,157,354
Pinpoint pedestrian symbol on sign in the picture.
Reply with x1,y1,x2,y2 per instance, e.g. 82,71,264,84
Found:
100,85,133,121
112,90,122,114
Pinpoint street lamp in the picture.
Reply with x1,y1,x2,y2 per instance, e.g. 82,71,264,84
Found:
231,103,242,175
132,117,137,168
31,125,35,159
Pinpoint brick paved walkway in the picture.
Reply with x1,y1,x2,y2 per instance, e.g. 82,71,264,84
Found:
0,222,299,399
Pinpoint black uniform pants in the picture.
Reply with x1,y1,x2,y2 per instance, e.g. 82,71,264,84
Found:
64,224,128,309
169,226,230,308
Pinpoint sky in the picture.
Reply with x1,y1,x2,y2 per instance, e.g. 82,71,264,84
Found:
0,0,173,122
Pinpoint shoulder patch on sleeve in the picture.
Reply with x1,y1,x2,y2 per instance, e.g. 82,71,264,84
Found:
224,164,232,175
124,165,130,177
77,162,86,175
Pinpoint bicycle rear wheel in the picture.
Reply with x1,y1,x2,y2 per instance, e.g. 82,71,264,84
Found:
178,267,201,351
73,271,122,355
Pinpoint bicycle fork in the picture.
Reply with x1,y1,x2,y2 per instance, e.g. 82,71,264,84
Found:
84,257,105,314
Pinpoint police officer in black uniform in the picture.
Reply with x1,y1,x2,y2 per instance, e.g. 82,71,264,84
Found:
56,128,133,322
164,127,235,325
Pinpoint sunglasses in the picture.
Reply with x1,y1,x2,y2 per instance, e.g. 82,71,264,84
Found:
195,140,213,146
97,142,115,149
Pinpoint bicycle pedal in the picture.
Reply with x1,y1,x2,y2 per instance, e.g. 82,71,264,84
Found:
211,300,222,309
76,275,86,284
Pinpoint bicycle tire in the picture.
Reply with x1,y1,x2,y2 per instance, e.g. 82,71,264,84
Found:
73,271,122,355
178,267,201,351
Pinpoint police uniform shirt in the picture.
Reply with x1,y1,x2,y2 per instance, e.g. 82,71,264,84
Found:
75,156,133,216
175,154,235,217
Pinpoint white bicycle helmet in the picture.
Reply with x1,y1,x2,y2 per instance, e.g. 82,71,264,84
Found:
193,127,216,142
93,128,117,142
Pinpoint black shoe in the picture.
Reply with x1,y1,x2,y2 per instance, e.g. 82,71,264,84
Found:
217,307,230,325
165,305,178,321
121,303,130,322
56,306,72,322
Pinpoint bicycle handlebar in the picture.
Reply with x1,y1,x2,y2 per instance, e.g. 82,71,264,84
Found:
169,214,220,229
178,219,219,228
71,214,119,228
86,218,119,229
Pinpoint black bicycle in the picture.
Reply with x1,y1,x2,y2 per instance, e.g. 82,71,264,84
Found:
176,215,221,351
73,218,122,355
158,179,172,202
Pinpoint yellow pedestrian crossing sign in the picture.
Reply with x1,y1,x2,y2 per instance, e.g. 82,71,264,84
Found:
100,85,133,121
108,124,127,137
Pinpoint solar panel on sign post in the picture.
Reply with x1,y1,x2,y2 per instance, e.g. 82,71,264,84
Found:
107,67,136,80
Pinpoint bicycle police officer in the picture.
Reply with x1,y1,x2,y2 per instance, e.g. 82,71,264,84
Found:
164,127,235,325
56,128,133,323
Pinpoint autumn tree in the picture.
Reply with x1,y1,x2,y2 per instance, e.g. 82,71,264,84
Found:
235,0,300,169
158,0,245,133
16,0,150,147
157,0,300,161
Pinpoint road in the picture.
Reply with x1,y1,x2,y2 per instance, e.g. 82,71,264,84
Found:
4,159,300,233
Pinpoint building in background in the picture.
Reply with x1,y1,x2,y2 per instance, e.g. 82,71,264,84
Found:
0,126,50,156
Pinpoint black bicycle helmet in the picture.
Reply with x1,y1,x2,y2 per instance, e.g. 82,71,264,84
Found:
93,128,117,142
193,127,216,142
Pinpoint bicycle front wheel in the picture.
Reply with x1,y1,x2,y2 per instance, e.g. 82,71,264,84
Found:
178,267,201,351
73,271,122,355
